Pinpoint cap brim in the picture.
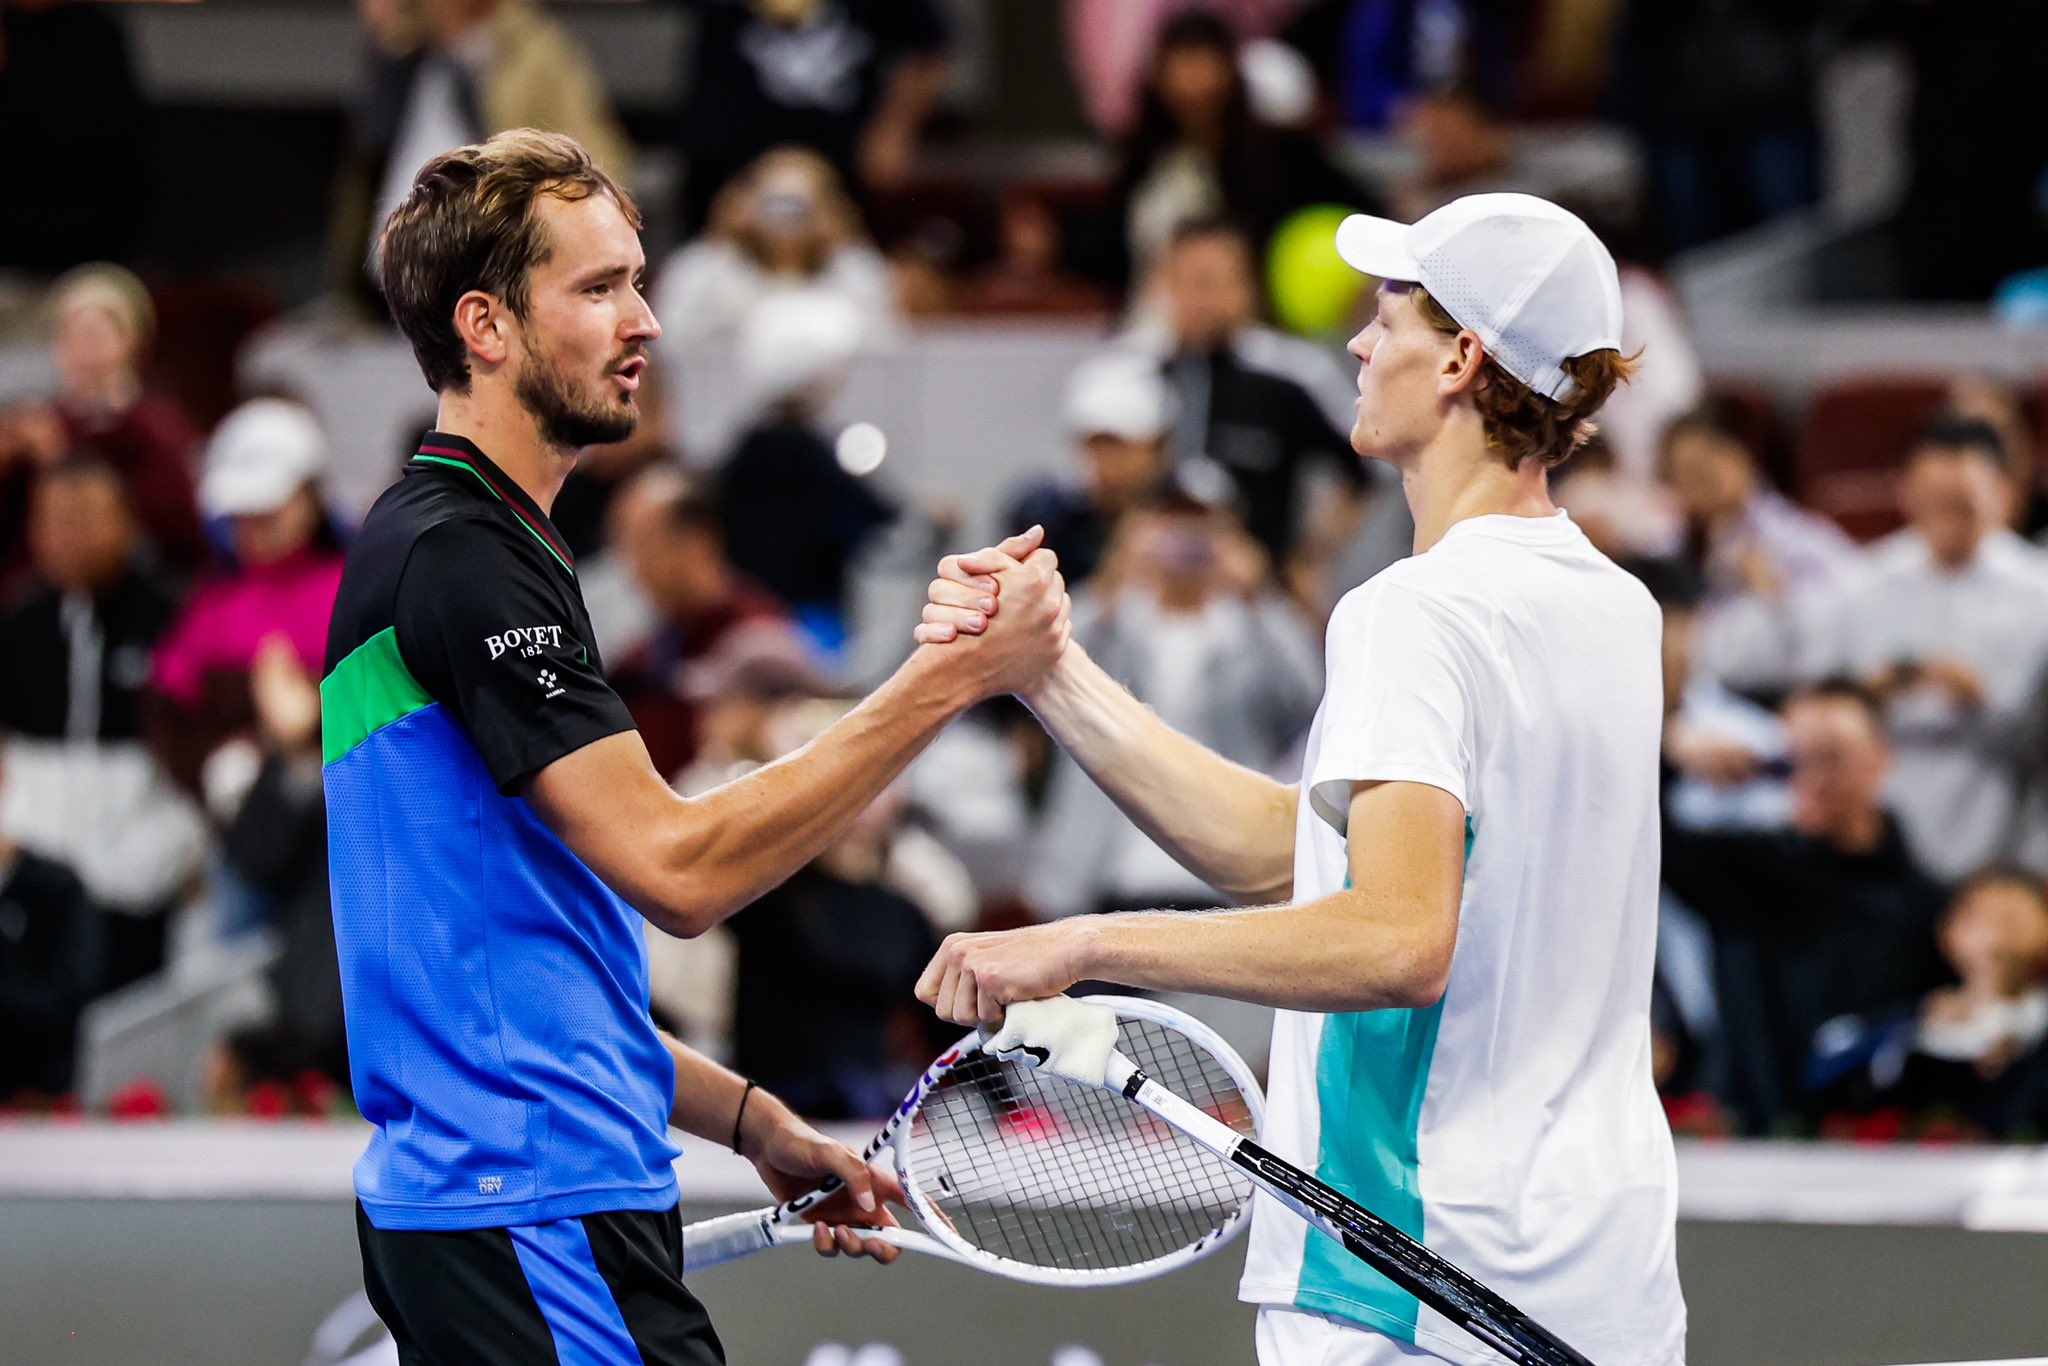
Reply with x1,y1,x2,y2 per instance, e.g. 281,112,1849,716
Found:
1334,214,1420,281
200,471,298,518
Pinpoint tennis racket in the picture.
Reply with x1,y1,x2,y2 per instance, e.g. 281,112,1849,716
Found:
681,996,1265,1287
989,997,1597,1366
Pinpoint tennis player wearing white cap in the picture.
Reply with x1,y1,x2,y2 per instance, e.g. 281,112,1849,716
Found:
913,193,1685,1365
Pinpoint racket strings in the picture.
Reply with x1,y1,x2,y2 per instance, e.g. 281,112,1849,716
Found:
906,1017,1255,1272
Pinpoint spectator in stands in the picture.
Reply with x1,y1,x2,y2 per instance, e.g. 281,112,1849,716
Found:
884,213,966,320
0,0,146,276
715,290,897,642
149,399,347,933
610,475,811,780
673,0,950,234
328,0,631,304
1128,216,1375,578
1029,488,1322,920
956,189,1112,318
1066,0,1306,137
1661,678,1949,1132
1800,418,2048,881
0,761,99,1100
1004,351,1175,588
1807,866,2048,1140
654,147,899,350
0,461,206,992
1660,400,1859,698
1943,376,2048,540
1109,12,1375,284
0,267,205,582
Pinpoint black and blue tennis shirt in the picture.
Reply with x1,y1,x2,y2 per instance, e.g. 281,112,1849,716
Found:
322,432,680,1231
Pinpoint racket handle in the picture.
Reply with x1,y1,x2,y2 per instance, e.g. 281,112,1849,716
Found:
681,1207,779,1271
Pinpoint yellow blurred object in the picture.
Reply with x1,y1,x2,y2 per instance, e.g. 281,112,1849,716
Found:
1265,204,1368,338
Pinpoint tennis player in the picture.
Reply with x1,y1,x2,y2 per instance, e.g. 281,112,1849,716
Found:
323,129,1068,1365
914,194,1686,1364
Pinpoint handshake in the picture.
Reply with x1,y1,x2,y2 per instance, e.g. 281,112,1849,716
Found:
911,524,1074,701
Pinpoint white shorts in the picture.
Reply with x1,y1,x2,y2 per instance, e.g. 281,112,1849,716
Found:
1254,1307,1458,1366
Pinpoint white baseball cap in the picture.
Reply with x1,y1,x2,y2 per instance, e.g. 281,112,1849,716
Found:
200,398,328,518
1334,192,1623,402
1062,351,1175,442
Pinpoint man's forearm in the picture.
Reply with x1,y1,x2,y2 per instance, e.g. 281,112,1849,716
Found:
660,1031,795,1156
669,648,974,926
1024,645,1297,902
1072,890,1447,1012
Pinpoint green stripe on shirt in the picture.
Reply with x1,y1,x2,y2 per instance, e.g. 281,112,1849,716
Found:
1294,817,1472,1336
320,626,435,764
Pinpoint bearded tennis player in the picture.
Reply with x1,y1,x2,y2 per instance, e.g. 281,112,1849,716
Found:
324,129,1067,1365
914,194,1686,1365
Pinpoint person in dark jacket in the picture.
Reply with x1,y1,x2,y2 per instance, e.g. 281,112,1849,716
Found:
1807,865,2048,1140
1134,217,1378,575
0,460,202,992
1662,677,1950,1132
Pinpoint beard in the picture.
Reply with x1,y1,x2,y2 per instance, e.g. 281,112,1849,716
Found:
515,343,639,450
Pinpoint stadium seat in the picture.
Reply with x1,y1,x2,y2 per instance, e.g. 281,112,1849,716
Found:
1795,377,1950,541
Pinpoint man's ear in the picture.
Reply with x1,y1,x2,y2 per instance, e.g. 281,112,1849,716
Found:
453,290,512,371
1440,330,1488,398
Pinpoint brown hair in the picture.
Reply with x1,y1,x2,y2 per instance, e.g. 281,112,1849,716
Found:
1785,674,1887,730
1410,286,1639,471
378,128,641,394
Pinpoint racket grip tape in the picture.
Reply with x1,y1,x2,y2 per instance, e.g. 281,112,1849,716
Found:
681,1208,779,1271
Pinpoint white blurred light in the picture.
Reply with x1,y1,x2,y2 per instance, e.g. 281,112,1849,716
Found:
836,421,888,476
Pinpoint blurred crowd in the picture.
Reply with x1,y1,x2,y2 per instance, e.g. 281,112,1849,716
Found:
4,0,2048,1142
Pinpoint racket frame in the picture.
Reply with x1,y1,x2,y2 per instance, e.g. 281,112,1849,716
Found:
1105,1053,1597,1366
684,996,1266,1288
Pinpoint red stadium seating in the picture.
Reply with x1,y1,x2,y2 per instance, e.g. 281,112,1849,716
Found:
1795,377,1950,541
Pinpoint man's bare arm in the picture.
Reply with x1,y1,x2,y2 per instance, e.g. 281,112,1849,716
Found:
659,1032,907,1260
1020,645,1297,903
920,543,1296,903
917,781,1464,1020
529,549,1068,938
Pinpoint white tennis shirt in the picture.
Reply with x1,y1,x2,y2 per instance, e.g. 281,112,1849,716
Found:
1239,510,1687,1365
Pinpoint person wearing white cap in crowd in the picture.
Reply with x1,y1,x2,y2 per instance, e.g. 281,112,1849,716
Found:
1003,352,1180,588
915,192,1686,1365
152,397,349,842
198,397,331,530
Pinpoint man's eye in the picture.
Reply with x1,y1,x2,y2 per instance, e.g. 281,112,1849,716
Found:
587,284,611,297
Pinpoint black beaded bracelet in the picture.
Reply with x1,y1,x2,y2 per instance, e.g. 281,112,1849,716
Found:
730,1079,757,1155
